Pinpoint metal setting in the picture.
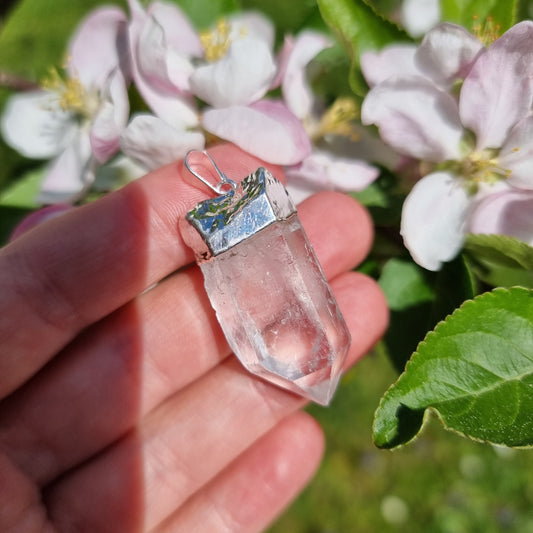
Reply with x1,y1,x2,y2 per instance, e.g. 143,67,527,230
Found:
185,166,296,258
184,149,237,195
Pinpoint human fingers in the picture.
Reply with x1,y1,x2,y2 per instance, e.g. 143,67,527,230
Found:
153,411,325,533
42,271,388,531
0,192,373,486
0,145,282,399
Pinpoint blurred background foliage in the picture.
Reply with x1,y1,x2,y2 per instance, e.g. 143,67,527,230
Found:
1,1,533,531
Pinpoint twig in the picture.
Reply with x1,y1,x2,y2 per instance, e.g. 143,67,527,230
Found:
0,71,39,91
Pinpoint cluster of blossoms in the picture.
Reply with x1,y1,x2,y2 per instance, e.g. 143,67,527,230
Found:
361,20,533,271
1,0,378,206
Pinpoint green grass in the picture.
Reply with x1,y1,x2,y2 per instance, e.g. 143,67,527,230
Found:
269,350,533,533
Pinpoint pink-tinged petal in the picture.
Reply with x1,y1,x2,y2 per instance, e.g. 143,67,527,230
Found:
401,171,470,271
120,114,205,170
416,23,483,86
1,90,76,158
202,100,312,165
286,151,378,191
136,15,178,93
190,37,276,107
360,45,419,87
228,11,275,50
90,71,130,163
361,76,463,161
286,151,379,203
9,204,72,241
401,0,440,37
67,7,130,89
468,189,533,245
460,21,533,151
127,2,199,125
271,35,293,89
498,116,533,190
148,0,203,57
136,8,195,93
282,31,332,119
38,131,94,204
328,125,402,171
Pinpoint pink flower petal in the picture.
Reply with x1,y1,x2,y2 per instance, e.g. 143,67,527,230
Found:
38,131,94,204
271,35,293,89
127,0,199,124
90,71,130,163
468,188,533,245
120,114,205,170
361,76,463,161
136,8,196,94
202,100,312,165
190,37,276,107
360,45,419,87
281,31,332,119
416,23,483,86
286,151,378,191
401,171,471,271
1,90,76,158
136,15,180,93
460,21,533,151
67,7,130,89
499,116,533,190
148,1,203,57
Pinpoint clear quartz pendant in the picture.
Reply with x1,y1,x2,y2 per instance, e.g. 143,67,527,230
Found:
181,156,351,405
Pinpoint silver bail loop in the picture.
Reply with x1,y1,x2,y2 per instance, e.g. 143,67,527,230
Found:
185,150,237,195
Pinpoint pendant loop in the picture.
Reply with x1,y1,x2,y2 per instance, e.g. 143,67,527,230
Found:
185,150,237,195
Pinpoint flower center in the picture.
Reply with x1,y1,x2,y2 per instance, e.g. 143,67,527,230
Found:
311,97,360,141
200,19,246,62
455,149,511,193
472,15,501,46
41,67,98,118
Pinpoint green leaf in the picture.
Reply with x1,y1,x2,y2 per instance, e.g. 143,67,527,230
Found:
379,255,475,373
176,0,240,29
429,254,476,325
379,258,434,311
241,0,319,37
317,0,411,96
373,287,533,449
0,0,125,77
464,233,533,270
464,234,533,289
440,0,519,34
0,166,43,209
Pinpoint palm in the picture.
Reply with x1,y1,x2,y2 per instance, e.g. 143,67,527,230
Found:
0,145,387,532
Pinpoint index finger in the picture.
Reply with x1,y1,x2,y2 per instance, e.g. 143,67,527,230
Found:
0,145,283,398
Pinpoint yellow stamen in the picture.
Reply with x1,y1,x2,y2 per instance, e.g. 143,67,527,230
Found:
41,66,88,116
200,18,245,62
313,97,360,141
472,15,501,46
461,150,511,183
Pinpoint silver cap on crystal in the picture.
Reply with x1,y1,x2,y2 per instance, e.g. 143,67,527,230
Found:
186,167,296,258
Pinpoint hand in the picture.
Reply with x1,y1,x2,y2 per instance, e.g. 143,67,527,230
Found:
0,144,388,532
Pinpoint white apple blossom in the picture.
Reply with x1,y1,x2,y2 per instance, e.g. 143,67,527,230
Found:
400,0,441,38
1,7,130,204
278,31,378,201
122,3,312,168
362,21,533,270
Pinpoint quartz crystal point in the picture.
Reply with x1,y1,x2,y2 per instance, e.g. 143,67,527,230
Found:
181,167,351,405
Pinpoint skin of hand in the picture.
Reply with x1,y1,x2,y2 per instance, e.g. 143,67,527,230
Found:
0,143,388,532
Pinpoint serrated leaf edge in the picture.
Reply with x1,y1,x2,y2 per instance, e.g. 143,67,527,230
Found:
373,286,533,449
